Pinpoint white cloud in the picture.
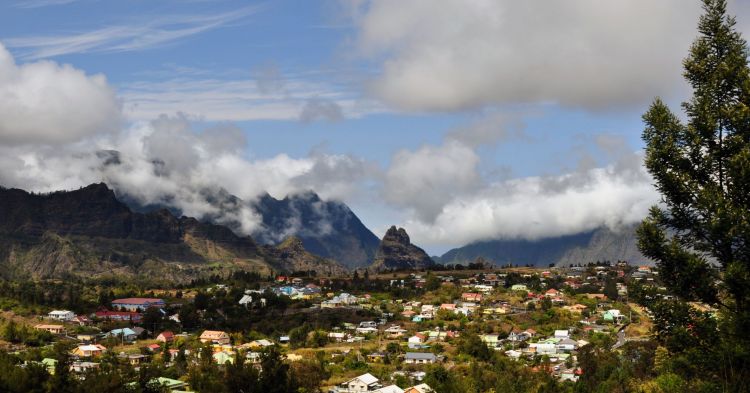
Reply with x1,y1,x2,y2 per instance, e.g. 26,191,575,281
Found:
347,0,720,111
0,113,374,235
404,160,659,247
120,73,385,122
384,140,481,222
4,5,262,59
0,43,120,145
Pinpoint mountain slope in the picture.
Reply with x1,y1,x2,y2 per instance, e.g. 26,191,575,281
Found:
251,192,380,269
0,183,347,281
122,188,380,269
370,226,435,271
438,226,651,267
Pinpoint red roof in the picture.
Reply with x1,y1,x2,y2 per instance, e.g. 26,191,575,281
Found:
147,344,160,349
159,331,174,338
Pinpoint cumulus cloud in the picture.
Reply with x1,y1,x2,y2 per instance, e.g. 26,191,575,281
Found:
0,43,120,145
347,0,715,111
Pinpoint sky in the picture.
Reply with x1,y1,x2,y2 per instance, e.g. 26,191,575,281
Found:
0,0,749,255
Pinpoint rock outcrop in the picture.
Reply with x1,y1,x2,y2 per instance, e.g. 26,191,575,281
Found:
370,226,435,271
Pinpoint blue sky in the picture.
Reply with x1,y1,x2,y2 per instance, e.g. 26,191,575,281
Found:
0,0,745,253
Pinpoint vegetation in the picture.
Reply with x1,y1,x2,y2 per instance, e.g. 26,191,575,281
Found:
638,0,750,390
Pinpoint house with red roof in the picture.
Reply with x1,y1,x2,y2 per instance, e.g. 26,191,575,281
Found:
157,331,174,343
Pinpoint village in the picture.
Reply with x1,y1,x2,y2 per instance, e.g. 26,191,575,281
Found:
0,260,682,392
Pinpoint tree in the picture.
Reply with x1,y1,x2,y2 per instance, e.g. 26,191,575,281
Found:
638,0,750,390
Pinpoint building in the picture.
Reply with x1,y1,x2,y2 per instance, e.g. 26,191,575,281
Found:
105,328,138,342
94,310,142,322
200,330,230,345
461,293,482,302
47,310,75,321
332,373,381,392
373,386,404,393
72,344,106,357
404,352,437,364
34,324,65,334
156,331,174,343
111,298,165,312
404,384,434,393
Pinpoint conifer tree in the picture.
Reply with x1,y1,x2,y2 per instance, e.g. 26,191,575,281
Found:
638,0,750,389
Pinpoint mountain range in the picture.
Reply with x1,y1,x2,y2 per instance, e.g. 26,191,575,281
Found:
438,226,651,267
0,183,346,281
0,181,651,281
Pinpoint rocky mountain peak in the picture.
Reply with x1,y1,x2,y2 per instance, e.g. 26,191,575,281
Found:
370,226,434,271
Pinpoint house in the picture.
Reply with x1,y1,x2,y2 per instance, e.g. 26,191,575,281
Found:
530,342,557,355
384,325,407,338
504,350,523,360
563,304,588,314
367,352,386,363
105,328,138,342
603,309,624,323
359,321,377,329
111,298,165,312
439,303,456,312
94,310,142,322
125,354,148,366
200,330,230,345
545,289,561,297
70,315,91,326
41,358,57,374
403,384,434,393
511,284,528,292
404,352,437,364
334,373,381,392
480,334,500,348
34,324,65,334
71,344,106,357
408,333,426,349
213,351,235,365
156,331,174,343
556,338,578,352
70,361,99,373
373,386,404,393
47,310,75,321
554,330,570,339
76,334,98,342
153,377,188,391
146,343,161,352
328,332,347,342
461,293,482,302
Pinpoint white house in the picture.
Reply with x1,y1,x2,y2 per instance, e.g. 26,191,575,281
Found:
404,352,437,364
372,386,404,393
48,310,75,321
531,343,557,355
554,330,570,339
335,373,381,392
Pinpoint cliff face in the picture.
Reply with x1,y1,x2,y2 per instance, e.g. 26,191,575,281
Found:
0,183,182,242
370,226,435,271
0,184,347,281
252,192,380,269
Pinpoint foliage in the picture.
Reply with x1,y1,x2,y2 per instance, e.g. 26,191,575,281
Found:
637,0,750,390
